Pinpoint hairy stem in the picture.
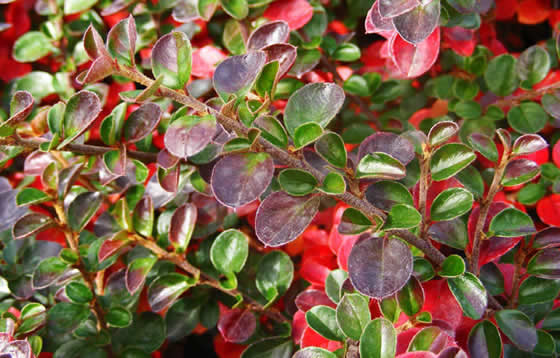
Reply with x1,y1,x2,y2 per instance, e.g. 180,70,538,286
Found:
469,155,508,275
487,80,560,109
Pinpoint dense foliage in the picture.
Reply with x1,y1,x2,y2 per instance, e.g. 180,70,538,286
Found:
2,0,560,357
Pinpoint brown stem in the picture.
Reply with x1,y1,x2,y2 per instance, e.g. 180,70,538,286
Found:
418,151,431,239
470,155,509,275
508,245,526,309
114,65,388,220
133,235,287,323
487,80,560,109
386,229,446,265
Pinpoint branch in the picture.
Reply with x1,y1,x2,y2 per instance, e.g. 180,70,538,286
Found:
387,229,446,265
114,65,388,220
486,81,560,109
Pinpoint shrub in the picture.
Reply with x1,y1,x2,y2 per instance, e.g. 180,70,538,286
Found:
1,0,560,357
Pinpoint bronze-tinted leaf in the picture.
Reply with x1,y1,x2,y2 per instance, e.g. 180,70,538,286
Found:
123,103,162,143
151,31,192,90
211,153,274,208
106,15,137,67
59,91,102,149
12,213,53,240
358,132,415,165
255,192,320,247
262,43,297,79
248,20,290,50
164,115,217,158
169,203,197,253
213,52,267,98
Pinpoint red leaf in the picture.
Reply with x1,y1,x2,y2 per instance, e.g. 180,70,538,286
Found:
217,309,256,343
422,279,463,329
517,0,551,24
389,27,440,78
443,27,476,57
537,194,560,226
191,45,227,78
553,139,560,167
263,0,314,30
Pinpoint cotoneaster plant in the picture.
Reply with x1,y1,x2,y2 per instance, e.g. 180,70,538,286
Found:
2,0,560,357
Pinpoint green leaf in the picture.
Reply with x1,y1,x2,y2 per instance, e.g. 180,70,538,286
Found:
16,188,50,206
533,329,556,356
278,169,318,196
47,302,90,333
294,122,324,149
527,249,560,279
65,282,93,304
430,143,476,181
107,16,136,67
338,207,374,235
413,257,435,282
210,229,249,274
495,309,537,352
447,273,488,319
408,326,446,352
18,303,46,335
336,293,371,340
59,91,102,149
221,0,249,19
325,269,348,304
319,172,346,195
106,306,132,328
253,115,288,148
484,54,519,96
439,254,466,278
315,132,347,169
430,188,474,222
507,102,548,134
501,159,540,187
355,153,406,180
151,31,192,90
166,297,201,341
13,32,54,62
256,61,279,98
100,103,127,146
428,121,459,147
489,207,536,237
384,204,421,229
64,0,98,14
344,75,370,97
518,276,560,305
359,318,396,358
396,276,424,317
468,320,502,358
379,296,401,323
284,83,345,137
133,197,154,238
333,43,361,62
469,133,498,162
33,257,69,289
306,305,345,341
256,251,294,304
147,273,196,312
517,45,551,88
241,338,293,358
365,180,413,211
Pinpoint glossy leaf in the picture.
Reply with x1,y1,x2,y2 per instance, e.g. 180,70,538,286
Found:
253,115,288,148
278,169,318,196
533,227,560,248
100,103,127,146
4,91,34,128
336,293,371,340
428,121,459,147
516,45,550,87
126,256,157,294
439,255,466,278
33,257,68,290
518,276,560,304
392,0,440,45
16,188,50,206
501,159,540,186
256,251,294,303
468,133,498,162
284,83,345,137
59,91,102,149
356,152,407,180
468,320,502,358
348,236,413,298
123,103,162,143
148,273,196,312
365,180,413,211
384,204,421,229
67,192,103,232
314,132,347,169
359,318,397,358
293,122,323,149
306,305,345,341
106,306,132,328
293,347,337,358
389,28,440,78
430,188,474,222
248,20,290,50
218,309,256,343
319,172,346,195
378,0,420,17
106,15,137,67
256,192,320,247
151,31,192,90
489,207,536,237
408,326,446,352
495,309,537,352
169,203,197,253
447,273,487,319
512,134,548,156
397,276,424,317
213,52,267,98
527,249,560,279
211,153,274,207
13,213,53,240
210,229,249,274
133,196,154,238
241,338,293,358
430,143,476,181
359,132,415,166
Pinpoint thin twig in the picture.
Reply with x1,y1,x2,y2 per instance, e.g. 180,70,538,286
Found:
486,81,560,109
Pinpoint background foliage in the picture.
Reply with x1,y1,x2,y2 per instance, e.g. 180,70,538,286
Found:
2,0,560,357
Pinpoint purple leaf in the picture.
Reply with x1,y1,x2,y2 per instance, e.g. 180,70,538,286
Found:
83,25,109,59
213,52,267,97
169,203,197,253
358,132,415,166
378,0,421,18
255,192,320,247
123,102,162,143
106,15,137,67
12,213,53,240
533,227,560,249
218,309,256,343
164,114,217,158
98,231,130,262
78,55,114,84
125,256,157,294
211,153,274,208
512,134,548,156
248,20,290,50
151,31,192,90
148,273,195,312
366,0,395,36
348,236,413,298
4,91,34,127
59,90,102,149
392,0,440,45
